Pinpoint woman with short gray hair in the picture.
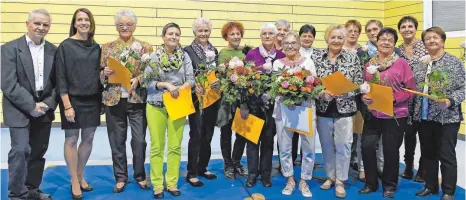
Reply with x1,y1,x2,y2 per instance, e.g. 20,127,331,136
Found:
275,19,290,50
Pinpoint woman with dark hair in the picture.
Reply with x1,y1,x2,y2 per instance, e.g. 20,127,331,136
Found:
55,8,102,200
143,23,195,198
359,28,416,199
397,16,428,182
414,27,464,200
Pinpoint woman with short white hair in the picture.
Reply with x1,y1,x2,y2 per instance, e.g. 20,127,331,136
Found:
243,22,285,188
184,17,220,187
314,24,363,198
275,19,290,50
100,8,153,193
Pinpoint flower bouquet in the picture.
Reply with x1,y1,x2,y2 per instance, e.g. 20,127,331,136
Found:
269,67,324,106
114,41,151,74
219,56,256,104
194,50,220,110
420,69,449,99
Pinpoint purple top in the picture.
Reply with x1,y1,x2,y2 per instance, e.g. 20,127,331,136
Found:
245,47,285,66
363,58,416,119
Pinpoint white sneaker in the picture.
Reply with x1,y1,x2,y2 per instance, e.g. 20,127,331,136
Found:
282,182,295,195
299,181,312,198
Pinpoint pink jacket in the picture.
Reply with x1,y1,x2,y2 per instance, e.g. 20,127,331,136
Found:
363,58,416,119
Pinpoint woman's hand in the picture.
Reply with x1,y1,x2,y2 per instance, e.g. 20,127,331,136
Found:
437,99,451,109
104,67,115,76
240,107,249,120
362,95,373,105
128,78,139,93
164,83,179,98
65,107,75,123
321,90,334,101
195,85,204,95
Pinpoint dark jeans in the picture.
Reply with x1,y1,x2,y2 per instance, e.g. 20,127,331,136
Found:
246,108,275,178
105,99,147,183
419,120,459,195
187,98,220,178
403,121,424,169
8,119,51,200
362,115,407,191
220,118,247,168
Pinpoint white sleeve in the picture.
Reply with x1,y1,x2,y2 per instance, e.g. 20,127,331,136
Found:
272,59,283,72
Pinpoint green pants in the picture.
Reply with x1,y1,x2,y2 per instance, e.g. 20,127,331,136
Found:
146,104,185,190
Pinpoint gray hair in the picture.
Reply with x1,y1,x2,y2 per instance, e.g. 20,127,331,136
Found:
192,17,212,33
27,9,51,23
275,19,290,29
281,31,301,47
259,23,278,35
114,9,137,25
324,24,346,43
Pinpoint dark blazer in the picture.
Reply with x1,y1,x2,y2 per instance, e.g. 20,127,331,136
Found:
1,35,58,127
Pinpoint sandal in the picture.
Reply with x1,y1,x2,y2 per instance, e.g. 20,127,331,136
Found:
320,179,334,190
335,181,346,198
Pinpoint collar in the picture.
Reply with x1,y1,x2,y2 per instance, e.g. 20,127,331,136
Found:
25,33,45,47
322,48,347,62
117,36,135,46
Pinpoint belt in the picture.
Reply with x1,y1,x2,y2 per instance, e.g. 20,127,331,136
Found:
35,90,43,98
147,100,165,108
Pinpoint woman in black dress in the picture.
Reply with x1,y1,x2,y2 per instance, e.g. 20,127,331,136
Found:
55,8,102,200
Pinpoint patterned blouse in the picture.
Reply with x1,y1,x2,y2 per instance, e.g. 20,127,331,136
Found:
398,39,428,70
312,48,364,116
100,37,153,106
412,52,465,124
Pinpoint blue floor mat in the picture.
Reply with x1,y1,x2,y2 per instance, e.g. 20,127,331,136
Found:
1,154,464,200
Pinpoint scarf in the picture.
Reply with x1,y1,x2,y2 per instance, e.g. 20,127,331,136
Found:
259,45,277,63
191,39,216,62
155,45,184,72
368,52,399,72
366,41,378,57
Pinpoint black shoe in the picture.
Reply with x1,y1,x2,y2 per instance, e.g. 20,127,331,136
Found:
416,187,439,196
137,181,151,190
359,186,377,194
80,184,93,192
382,190,395,198
166,188,181,196
28,189,52,200
186,177,204,187
235,165,248,178
441,194,454,200
199,172,217,180
153,191,164,199
245,176,257,187
350,162,359,172
262,177,272,188
400,166,413,180
224,167,236,180
413,172,425,183
70,186,82,200
113,182,127,193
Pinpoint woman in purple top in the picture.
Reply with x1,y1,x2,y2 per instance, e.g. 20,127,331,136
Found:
359,28,416,198
242,22,285,188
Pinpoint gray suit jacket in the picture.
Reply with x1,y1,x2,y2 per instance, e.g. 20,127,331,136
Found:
1,35,58,127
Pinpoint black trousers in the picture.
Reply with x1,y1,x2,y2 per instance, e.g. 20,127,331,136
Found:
362,116,407,191
8,118,51,200
292,133,302,163
403,121,424,169
418,120,459,195
105,99,147,183
220,113,247,168
187,97,220,178
246,108,275,178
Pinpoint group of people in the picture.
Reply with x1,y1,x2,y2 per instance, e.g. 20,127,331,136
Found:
1,7,464,200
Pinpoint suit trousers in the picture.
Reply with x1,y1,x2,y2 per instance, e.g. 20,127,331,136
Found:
187,98,220,178
361,116,406,191
8,118,51,200
418,120,459,195
105,98,147,183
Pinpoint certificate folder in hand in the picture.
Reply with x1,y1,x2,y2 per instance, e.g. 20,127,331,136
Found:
107,57,132,90
280,104,313,136
232,108,265,144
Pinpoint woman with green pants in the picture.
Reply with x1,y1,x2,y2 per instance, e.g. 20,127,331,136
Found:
143,23,195,199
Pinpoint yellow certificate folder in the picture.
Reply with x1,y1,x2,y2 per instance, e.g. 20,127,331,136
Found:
280,104,313,136
197,71,221,109
163,87,196,120
322,71,359,95
232,108,265,144
367,83,394,116
107,57,132,90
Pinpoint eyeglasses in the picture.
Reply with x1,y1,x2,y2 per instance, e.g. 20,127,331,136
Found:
283,41,298,46
348,29,360,35
118,24,134,29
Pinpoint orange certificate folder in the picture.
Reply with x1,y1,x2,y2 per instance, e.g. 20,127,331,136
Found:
367,83,394,116
197,71,221,109
163,87,196,120
321,71,359,95
107,57,132,90
232,108,265,144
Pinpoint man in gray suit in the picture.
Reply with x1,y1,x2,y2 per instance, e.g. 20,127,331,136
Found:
1,9,57,200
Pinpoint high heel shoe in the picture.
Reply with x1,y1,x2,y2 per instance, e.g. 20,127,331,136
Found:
80,184,93,192
70,186,83,200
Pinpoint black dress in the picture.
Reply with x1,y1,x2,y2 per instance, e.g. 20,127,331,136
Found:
55,38,102,129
